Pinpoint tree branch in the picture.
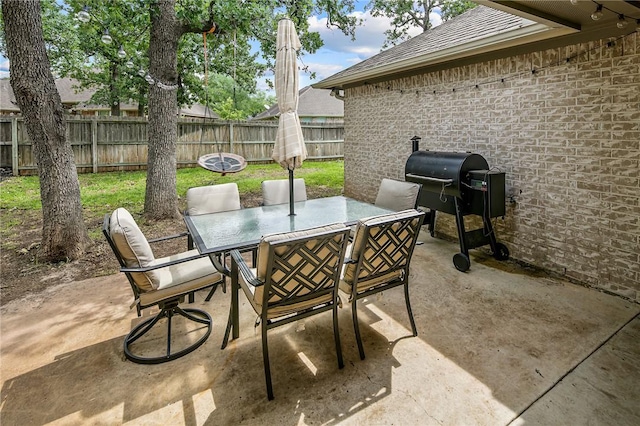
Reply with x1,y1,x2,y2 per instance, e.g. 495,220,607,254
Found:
180,1,219,36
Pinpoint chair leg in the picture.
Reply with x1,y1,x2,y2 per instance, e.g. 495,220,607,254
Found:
404,282,418,337
333,302,344,369
166,307,173,357
352,298,366,360
204,281,219,301
221,303,233,350
262,321,274,400
176,306,212,325
127,310,165,346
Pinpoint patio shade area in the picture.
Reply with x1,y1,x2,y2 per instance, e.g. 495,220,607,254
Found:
1,233,639,425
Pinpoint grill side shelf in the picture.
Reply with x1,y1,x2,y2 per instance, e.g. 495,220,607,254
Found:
405,174,453,185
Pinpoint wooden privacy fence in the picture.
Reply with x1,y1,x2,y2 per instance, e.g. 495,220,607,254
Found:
0,116,344,176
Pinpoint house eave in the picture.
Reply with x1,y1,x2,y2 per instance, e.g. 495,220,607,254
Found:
314,23,577,90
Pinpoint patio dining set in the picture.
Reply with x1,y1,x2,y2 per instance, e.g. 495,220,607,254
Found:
102,178,425,400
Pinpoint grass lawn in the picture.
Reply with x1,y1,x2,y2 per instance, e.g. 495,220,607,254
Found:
0,160,345,304
0,160,345,216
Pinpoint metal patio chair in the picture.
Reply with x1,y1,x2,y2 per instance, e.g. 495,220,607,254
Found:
350,178,421,239
341,209,426,360
224,223,350,400
186,183,242,301
103,207,223,364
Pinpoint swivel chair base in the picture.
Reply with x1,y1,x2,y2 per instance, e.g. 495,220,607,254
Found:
124,301,212,364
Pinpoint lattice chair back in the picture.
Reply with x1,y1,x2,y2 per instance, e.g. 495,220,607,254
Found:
343,209,425,294
254,223,349,319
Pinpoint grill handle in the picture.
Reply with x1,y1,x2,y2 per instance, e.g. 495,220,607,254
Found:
406,174,453,185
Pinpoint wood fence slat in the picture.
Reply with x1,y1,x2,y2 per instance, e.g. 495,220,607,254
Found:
1,116,343,175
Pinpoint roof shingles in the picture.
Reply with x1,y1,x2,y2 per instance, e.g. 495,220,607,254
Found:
315,6,534,86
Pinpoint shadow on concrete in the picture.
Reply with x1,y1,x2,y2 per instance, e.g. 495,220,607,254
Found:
1,233,638,424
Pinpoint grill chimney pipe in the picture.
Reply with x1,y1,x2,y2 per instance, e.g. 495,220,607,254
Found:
410,135,421,152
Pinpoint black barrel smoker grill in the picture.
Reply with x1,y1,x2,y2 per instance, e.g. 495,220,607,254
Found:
405,139,509,272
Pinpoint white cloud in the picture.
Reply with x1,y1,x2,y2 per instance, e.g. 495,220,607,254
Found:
302,61,345,81
303,9,441,82
308,12,380,60
430,11,443,27
308,10,429,60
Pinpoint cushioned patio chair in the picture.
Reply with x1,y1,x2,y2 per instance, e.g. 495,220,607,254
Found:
261,178,307,206
103,207,224,364
185,183,242,301
349,178,421,239
225,223,350,400
341,209,426,360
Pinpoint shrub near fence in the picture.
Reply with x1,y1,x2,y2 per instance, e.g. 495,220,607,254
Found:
0,116,344,176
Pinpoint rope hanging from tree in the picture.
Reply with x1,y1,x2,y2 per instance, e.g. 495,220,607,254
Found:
196,26,247,175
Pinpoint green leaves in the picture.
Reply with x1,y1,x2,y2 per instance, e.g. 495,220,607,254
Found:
24,0,361,116
366,0,476,48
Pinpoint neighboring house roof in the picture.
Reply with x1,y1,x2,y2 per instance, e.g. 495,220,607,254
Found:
314,1,636,89
55,77,99,104
0,78,218,118
0,79,18,112
1,78,98,112
253,86,343,120
179,103,219,119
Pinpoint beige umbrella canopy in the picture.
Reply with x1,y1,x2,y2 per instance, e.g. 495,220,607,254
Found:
272,18,307,215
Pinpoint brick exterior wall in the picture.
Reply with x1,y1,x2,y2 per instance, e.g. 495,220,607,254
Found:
343,32,639,302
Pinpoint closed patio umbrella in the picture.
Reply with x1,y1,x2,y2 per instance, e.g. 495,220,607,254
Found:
272,17,307,216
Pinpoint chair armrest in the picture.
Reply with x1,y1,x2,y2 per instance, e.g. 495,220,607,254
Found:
208,253,229,275
230,250,263,287
120,251,208,273
147,231,189,244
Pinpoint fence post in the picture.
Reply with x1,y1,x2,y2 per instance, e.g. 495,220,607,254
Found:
91,118,98,173
229,122,234,154
11,117,18,176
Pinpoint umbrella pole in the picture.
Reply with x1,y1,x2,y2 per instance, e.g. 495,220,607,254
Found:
289,167,295,216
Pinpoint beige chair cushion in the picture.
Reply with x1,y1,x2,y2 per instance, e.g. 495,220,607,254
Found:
109,208,157,291
139,250,222,306
341,209,421,295
186,183,241,215
374,178,420,210
261,179,307,206
240,223,347,319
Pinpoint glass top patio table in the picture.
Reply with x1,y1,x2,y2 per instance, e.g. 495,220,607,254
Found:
184,195,393,255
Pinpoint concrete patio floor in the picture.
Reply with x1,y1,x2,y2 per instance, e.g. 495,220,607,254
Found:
1,232,639,425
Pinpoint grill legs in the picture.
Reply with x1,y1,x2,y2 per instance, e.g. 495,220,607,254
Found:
448,197,509,272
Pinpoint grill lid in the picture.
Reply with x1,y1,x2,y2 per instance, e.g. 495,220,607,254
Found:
405,151,489,197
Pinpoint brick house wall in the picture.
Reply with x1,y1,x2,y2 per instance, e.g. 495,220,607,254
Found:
343,32,639,302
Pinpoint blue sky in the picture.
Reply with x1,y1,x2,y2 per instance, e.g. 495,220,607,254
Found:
274,3,441,91
0,2,442,91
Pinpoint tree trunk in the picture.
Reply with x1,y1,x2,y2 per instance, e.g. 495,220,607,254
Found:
109,63,121,116
143,0,181,219
2,0,89,261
